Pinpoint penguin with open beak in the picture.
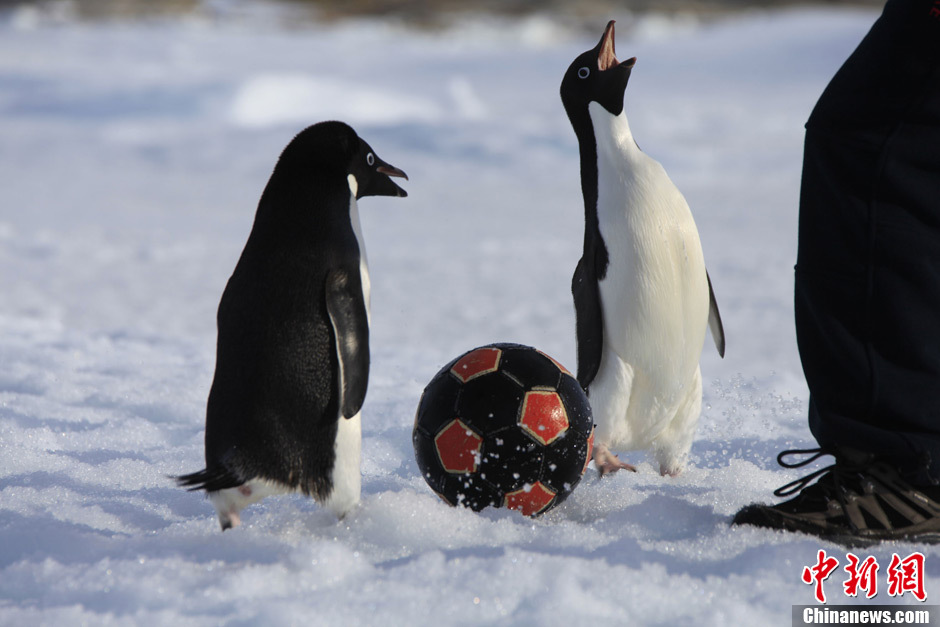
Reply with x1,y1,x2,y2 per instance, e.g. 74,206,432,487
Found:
560,22,725,477
177,121,408,529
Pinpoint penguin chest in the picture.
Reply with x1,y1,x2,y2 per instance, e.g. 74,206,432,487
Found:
347,176,372,323
594,135,709,388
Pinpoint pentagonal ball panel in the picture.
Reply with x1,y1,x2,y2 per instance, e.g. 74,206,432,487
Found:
503,481,557,517
434,419,483,474
450,347,501,383
519,390,569,446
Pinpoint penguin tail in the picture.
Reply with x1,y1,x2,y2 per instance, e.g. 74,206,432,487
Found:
173,467,243,493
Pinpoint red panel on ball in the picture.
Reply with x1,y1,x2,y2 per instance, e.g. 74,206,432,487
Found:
450,347,502,383
434,419,483,474
504,481,556,517
519,390,569,445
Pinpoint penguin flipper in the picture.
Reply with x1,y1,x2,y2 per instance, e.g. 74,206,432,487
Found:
706,271,725,358
325,268,370,419
572,254,604,389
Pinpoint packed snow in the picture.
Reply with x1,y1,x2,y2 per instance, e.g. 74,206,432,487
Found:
1,3,935,625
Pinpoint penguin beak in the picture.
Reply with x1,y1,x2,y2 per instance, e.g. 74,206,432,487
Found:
591,20,636,116
377,163,408,198
360,157,408,199
377,164,408,181
596,21,637,72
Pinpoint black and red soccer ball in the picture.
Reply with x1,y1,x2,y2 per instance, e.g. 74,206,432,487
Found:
412,343,595,517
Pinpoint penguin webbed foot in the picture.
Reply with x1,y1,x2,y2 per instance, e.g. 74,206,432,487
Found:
593,445,637,477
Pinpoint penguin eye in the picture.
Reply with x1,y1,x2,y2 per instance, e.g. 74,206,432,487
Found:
366,152,375,166
577,67,590,79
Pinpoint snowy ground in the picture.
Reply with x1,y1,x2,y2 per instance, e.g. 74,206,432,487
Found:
1,3,935,625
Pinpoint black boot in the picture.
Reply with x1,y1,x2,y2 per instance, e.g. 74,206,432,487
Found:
733,448,940,547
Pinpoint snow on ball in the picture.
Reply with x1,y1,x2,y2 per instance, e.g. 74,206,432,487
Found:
412,343,595,517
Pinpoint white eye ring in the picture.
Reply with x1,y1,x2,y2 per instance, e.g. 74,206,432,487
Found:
577,67,590,79
366,152,375,166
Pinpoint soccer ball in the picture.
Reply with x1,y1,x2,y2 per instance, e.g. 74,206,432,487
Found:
412,343,595,517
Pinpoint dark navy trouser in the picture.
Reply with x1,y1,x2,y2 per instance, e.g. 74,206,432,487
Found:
796,0,940,485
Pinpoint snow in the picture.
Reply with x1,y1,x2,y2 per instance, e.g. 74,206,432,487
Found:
0,3,934,625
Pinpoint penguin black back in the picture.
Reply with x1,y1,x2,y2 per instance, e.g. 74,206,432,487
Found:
177,121,408,515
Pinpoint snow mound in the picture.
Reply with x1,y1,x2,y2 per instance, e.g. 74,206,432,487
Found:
230,73,443,127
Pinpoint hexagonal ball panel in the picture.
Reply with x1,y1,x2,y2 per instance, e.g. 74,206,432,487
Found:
414,372,462,435
413,429,445,494
450,347,502,383
519,390,569,445
478,427,543,493
541,430,589,493
555,373,594,439
503,481,557,517
457,372,524,436
537,349,572,377
499,346,562,390
438,473,499,511
434,419,483,474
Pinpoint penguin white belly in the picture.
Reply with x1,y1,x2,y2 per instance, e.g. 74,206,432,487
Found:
588,104,709,469
315,176,370,516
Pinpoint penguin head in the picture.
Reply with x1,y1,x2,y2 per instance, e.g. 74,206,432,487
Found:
275,121,408,200
347,133,409,200
560,20,636,119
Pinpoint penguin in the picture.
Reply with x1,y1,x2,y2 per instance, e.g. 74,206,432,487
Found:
560,21,725,477
176,121,407,530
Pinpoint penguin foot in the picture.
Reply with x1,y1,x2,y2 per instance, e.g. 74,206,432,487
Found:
655,451,688,477
219,511,241,531
208,479,288,532
593,445,637,476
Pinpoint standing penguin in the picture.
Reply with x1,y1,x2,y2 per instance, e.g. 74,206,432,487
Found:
176,121,407,529
560,22,724,477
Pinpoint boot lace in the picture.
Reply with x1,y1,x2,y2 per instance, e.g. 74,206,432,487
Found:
773,447,839,498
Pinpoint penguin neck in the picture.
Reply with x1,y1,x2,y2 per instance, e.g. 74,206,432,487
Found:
347,174,371,318
253,172,357,245
345,175,367,265
588,103,653,232
576,103,639,252
587,101,639,166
